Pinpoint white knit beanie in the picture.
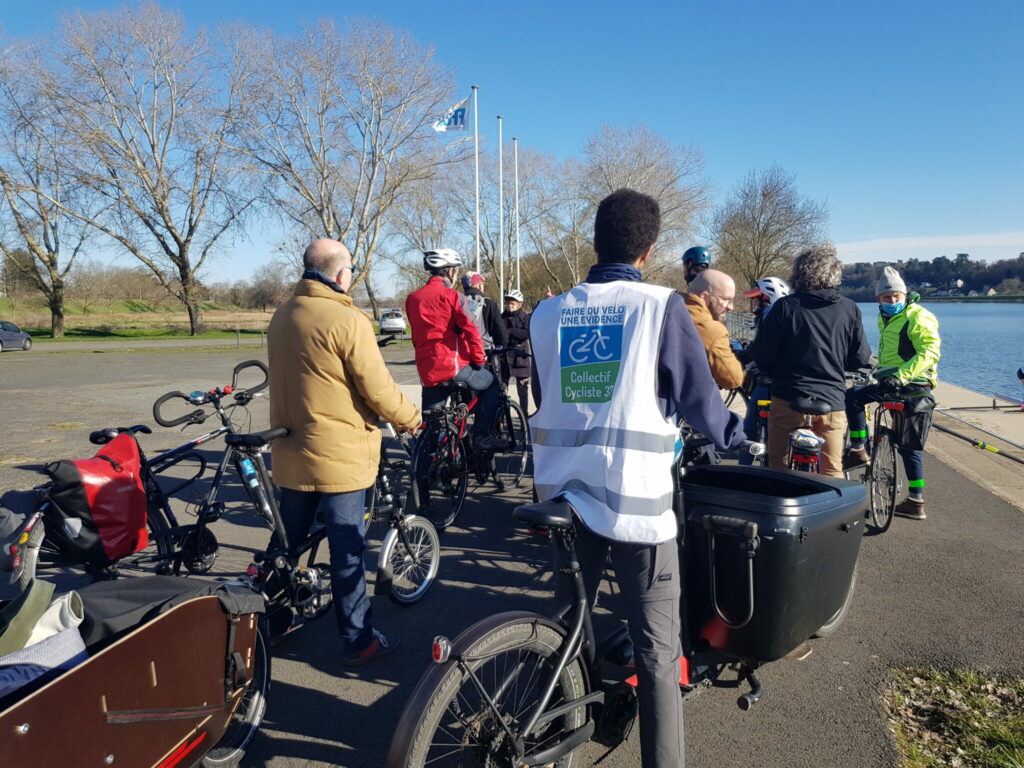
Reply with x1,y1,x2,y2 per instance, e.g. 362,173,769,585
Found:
876,266,907,296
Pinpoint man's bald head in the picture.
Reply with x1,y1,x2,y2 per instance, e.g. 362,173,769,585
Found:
689,269,736,321
303,239,352,279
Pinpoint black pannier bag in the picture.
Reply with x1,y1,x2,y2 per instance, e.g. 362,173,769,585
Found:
681,467,867,663
894,389,936,452
42,434,148,566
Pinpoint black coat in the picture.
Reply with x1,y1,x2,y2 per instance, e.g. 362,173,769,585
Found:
502,308,532,378
748,289,871,410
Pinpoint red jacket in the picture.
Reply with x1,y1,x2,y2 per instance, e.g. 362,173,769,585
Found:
406,276,486,386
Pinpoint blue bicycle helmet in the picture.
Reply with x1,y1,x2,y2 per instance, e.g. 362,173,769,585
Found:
682,246,712,266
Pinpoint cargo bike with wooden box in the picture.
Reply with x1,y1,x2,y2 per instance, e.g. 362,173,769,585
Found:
0,569,269,768
386,460,867,767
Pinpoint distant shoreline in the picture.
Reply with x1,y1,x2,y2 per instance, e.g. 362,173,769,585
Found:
920,296,1024,303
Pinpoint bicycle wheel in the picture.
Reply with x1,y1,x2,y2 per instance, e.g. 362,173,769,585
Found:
410,421,468,530
813,565,857,638
387,612,588,768
490,399,530,491
378,515,441,606
201,623,271,767
146,505,177,575
867,412,899,533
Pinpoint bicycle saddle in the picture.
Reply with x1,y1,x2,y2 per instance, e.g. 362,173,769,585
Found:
435,380,470,390
789,397,831,416
513,498,576,530
89,424,153,445
224,427,289,449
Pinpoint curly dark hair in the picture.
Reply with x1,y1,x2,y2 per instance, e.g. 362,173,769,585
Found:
790,245,842,292
593,188,661,265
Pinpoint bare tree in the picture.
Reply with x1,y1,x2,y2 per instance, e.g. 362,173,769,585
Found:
581,124,707,274
232,18,464,318
0,43,96,337
711,166,829,288
42,4,254,334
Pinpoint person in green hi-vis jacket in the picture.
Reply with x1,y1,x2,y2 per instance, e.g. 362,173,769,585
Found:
844,266,941,520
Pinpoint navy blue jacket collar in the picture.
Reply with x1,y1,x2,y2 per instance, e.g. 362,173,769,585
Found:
585,263,643,284
302,268,347,294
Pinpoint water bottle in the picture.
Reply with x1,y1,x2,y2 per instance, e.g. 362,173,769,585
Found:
239,458,260,489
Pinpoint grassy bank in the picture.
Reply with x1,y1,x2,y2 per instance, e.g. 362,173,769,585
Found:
1,296,273,339
885,668,1024,767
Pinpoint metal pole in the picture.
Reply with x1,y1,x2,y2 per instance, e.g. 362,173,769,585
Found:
497,115,504,302
514,136,521,292
472,85,481,274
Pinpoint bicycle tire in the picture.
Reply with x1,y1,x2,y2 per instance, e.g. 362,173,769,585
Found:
200,622,271,767
410,420,468,530
867,412,899,533
147,505,177,574
813,565,857,637
378,515,441,606
386,612,587,768
490,399,530,491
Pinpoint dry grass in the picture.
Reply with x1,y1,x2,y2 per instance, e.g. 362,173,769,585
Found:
885,668,1024,768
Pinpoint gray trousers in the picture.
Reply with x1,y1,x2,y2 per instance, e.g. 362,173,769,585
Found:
552,526,685,768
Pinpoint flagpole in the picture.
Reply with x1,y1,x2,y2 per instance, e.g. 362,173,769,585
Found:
513,136,521,292
472,85,481,274
497,115,504,303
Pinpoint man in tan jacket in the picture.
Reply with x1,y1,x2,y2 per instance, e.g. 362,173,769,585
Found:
268,239,420,665
683,269,744,390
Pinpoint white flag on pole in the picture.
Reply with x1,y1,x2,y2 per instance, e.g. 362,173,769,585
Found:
433,96,470,132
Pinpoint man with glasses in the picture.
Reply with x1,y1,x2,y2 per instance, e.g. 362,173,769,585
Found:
683,269,744,390
268,239,420,666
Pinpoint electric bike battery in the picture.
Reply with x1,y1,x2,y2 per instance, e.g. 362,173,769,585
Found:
681,466,866,662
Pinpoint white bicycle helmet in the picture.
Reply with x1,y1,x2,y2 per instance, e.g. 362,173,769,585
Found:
422,248,463,271
744,277,791,305
503,289,524,302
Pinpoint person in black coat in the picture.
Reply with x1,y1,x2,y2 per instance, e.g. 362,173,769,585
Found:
748,245,871,476
500,289,531,413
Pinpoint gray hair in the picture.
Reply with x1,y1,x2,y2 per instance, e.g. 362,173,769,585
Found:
789,245,842,292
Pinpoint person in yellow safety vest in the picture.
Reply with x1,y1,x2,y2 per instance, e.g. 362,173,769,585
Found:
844,266,941,519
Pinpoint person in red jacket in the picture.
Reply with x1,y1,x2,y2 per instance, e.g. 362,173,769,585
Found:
406,249,501,448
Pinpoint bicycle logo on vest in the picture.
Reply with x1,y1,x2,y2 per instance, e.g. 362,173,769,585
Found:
558,309,625,403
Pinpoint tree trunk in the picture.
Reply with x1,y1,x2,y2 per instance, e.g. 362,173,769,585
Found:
364,276,381,320
49,280,66,339
177,264,206,335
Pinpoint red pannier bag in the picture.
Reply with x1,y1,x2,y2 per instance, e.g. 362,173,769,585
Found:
43,433,149,565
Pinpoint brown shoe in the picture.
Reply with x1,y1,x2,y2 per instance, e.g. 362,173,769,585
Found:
842,447,870,470
894,498,926,520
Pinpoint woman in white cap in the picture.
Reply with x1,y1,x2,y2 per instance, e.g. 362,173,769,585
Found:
844,266,941,520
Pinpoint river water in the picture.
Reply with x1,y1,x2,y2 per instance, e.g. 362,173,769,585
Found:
856,302,1024,398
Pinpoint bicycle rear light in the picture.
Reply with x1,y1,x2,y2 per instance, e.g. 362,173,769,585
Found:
432,636,452,664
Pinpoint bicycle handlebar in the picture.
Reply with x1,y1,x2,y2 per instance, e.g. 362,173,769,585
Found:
232,359,269,395
152,391,206,428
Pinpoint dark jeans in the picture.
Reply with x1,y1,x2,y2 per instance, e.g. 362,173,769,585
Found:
422,365,499,439
552,527,684,768
846,383,928,489
276,487,373,653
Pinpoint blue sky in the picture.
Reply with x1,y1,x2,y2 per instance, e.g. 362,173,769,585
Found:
3,0,1023,280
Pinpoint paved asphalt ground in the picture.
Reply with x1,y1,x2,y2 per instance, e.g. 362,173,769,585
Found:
1,344,1022,768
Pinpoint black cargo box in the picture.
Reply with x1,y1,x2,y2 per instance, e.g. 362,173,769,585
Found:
681,466,867,663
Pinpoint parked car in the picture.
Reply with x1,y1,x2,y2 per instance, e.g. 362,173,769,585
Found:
379,310,407,335
0,321,31,351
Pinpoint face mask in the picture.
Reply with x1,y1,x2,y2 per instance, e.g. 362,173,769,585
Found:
880,302,906,316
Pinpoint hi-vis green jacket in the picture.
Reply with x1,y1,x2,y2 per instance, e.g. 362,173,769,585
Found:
876,302,940,386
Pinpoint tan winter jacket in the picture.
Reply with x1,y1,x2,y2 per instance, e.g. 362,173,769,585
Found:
268,279,420,493
682,292,744,391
